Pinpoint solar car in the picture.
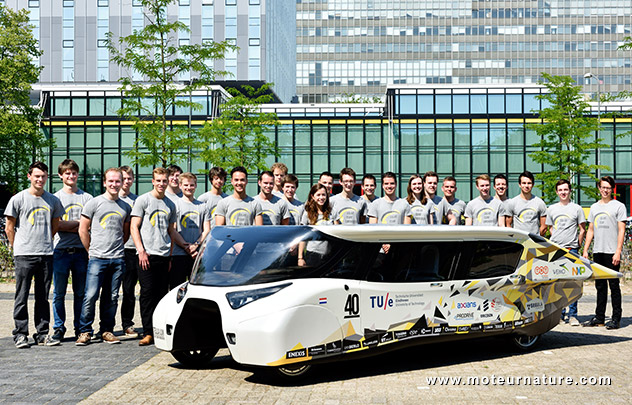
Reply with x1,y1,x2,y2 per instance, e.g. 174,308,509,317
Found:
152,225,621,377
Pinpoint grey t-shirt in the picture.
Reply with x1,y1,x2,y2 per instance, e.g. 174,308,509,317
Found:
330,194,368,224
5,190,64,256
54,189,93,249
588,199,627,254
131,192,177,257
367,197,412,224
465,197,503,226
300,211,335,225
173,198,209,256
409,198,435,225
198,191,227,227
438,198,467,224
504,195,547,234
286,198,304,225
545,202,586,249
119,192,138,250
255,195,290,225
81,195,131,259
429,195,448,225
214,195,262,226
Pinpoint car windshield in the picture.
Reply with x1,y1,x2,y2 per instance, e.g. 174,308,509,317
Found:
190,226,364,286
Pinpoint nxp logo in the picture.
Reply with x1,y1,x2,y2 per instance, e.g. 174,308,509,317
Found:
572,266,586,276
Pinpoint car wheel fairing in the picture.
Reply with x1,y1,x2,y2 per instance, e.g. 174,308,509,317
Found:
276,363,312,379
172,347,219,368
511,334,540,351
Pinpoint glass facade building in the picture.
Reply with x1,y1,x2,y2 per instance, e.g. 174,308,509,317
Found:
297,0,632,102
2,0,297,102
36,83,632,213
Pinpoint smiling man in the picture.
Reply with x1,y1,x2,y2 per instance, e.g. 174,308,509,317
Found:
130,167,184,346
215,166,263,226
423,171,455,225
465,174,503,226
5,161,64,348
438,176,465,225
331,168,367,224
255,170,290,225
367,172,412,225
76,168,131,346
546,179,586,326
502,171,547,235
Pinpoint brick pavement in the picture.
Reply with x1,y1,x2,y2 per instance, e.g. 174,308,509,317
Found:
1,281,631,404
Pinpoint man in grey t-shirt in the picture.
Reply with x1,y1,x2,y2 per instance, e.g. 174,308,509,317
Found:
423,171,456,225
171,173,210,290
437,176,466,225
51,159,93,344
76,168,131,346
130,167,184,346
582,176,626,330
118,165,140,338
465,174,502,226
502,171,547,235
254,171,290,225
282,174,304,225
215,167,264,226
5,161,64,348
164,164,183,204
197,166,228,227
331,168,367,224
546,179,586,326
368,172,412,225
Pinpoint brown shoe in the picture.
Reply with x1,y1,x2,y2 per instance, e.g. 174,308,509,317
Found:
139,335,154,346
102,331,121,345
124,327,139,339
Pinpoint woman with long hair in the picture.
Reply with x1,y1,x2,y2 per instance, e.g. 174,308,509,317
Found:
406,174,434,224
299,184,334,267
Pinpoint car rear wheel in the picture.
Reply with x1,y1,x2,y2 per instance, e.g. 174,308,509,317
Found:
511,334,540,351
276,363,312,379
172,347,219,368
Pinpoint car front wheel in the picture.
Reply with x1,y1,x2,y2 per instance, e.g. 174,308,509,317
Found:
276,363,312,379
511,334,540,351
172,347,219,368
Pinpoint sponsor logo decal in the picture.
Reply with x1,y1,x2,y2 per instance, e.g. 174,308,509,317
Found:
534,265,549,275
326,341,342,354
308,345,326,356
494,323,505,330
457,326,470,333
442,326,457,334
380,332,394,344
552,267,567,276
571,266,586,276
343,339,361,351
483,324,495,331
525,298,545,313
470,323,483,332
370,294,393,309
394,330,408,340
319,297,327,305
286,348,307,359
514,319,525,327
503,321,514,329
480,313,494,319
433,326,442,334
456,301,477,309
153,327,165,340
362,336,380,348
454,312,475,320
491,297,502,312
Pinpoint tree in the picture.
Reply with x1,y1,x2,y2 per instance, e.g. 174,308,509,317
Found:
107,0,234,168
528,73,606,203
196,84,280,173
0,5,48,193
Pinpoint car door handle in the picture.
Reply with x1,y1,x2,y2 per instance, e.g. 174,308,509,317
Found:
430,283,443,287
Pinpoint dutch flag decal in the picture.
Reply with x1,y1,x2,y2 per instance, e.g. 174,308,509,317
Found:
319,297,327,305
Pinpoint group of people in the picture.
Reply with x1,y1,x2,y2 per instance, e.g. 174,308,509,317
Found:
4,160,625,349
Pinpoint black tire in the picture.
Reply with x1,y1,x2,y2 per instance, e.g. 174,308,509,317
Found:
172,347,219,368
276,363,312,379
511,334,540,351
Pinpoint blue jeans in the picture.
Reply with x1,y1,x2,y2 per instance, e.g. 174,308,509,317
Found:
78,257,125,334
562,248,579,319
52,248,88,335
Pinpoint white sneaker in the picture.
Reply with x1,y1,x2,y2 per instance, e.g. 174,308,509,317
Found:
569,317,580,326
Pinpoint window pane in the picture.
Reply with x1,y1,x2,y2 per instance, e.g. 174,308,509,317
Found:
465,241,523,279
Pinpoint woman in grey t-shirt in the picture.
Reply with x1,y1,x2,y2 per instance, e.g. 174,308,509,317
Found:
298,184,334,267
406,174,434,225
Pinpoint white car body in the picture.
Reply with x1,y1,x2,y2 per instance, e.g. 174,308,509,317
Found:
153,225,620,370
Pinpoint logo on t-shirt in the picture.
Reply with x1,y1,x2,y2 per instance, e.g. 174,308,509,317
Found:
476,207,495,224
380,210,402,224
63,203,84,221
517,207,537,224
180,210,200,229
552,214,571,230
149,209,169,227
98,211,124,229
228,208,252,226
338,207,359,224
27,206,50,226
593,212,611,230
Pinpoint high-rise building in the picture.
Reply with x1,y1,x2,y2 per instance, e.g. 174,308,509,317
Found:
2,0,296,102
296,0,632,103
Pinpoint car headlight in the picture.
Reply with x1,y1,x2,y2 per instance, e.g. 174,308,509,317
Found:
176,282,188,304
225,283,292,309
